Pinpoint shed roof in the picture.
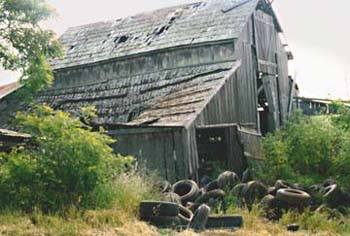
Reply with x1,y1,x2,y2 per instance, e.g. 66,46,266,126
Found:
37,61,240,127
51,0,260,70
0,82,22,100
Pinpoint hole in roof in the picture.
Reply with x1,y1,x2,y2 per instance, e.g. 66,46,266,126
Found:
69,45,76,51
114,35,129,45
155,26,166,36
191,2,206,9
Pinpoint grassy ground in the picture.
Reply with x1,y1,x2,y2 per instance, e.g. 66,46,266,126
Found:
1,206,349,236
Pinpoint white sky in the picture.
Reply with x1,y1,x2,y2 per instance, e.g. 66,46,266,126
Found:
1,0,350,100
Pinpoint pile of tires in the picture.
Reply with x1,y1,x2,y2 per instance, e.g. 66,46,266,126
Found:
139,201,182,228
140,171,350,230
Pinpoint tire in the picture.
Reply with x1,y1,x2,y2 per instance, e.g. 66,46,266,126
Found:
217,171,240,190
242,181,268,206
189,204,210,232
268,186,277,196
172,180,200,204
200,175,213,188
205,180,219,192
322,179,337,188
178,204,194,224
162,192,181,204
187,202,202,213
276,189,311,206
259,194,275,210
195,189,226,204
141,215,181,228
156,180,172,193
292,183,306,192
231,183,247,199
139,201,179,218
274,180,291,190
308,184,324,195
322,184,343,208
206,215,243,229
242,169,253,183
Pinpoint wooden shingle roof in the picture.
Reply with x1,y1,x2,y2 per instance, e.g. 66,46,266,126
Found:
37,61,240,127
51,0,259,70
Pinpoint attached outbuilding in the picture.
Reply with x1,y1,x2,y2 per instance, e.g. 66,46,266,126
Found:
0,0,293,182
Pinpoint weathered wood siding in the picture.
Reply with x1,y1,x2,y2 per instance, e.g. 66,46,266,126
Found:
194,18,258,127
110,128,186,182
253,9,290,128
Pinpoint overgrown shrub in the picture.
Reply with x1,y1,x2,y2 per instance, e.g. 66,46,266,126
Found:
258,109,350,187
0,105,133,213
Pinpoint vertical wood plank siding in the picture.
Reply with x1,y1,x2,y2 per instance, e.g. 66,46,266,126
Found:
110,128,185,182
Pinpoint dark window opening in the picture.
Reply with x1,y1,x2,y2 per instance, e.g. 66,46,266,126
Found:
196,128,227,179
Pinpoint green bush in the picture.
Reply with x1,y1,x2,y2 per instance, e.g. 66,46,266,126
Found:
0,105,133,213
258,110,350,187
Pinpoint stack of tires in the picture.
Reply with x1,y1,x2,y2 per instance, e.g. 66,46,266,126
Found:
139,201,182,228
140,171,350,230
140,173,244,231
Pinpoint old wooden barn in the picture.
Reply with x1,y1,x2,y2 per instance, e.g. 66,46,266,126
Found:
0,0,293,182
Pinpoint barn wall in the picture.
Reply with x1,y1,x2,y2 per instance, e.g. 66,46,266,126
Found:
110,127,196,183
234,17,259,126
53,43,235,89
254,9,290,127
193,18,258,127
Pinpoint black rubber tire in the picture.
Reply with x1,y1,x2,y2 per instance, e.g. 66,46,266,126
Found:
139,201,179,217
205,180,219,192
156,180,172,193
242,181,268,206
242,169,253,183
231,183,247,199
187,202,202,213
178,204,194,224
259,194,286,221
259,194,276,210
141,215,181,228
308,184,324,196
206,215,243,229
322,184,344,208
161,192,181,204
200,175,213,188
322,179,338,188
292,183,306,192
268,186,277,196
276,188,311,206
195,189,226,204
189,204,211,232
217,171,240,190
274,180,291,190
172,180,200,204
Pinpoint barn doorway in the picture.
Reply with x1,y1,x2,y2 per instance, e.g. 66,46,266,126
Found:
196,126,245,181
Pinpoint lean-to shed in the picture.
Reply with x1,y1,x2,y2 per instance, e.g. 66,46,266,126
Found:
0,0,293,182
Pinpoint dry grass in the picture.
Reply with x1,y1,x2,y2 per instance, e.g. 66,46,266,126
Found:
1,207,349,236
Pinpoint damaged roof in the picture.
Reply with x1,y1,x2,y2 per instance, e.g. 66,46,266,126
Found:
51,0,260,70
37,61,240,127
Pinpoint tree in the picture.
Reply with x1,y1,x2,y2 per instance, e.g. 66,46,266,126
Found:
0,0,62,94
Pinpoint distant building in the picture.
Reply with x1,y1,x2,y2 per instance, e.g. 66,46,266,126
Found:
294,97,350,116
